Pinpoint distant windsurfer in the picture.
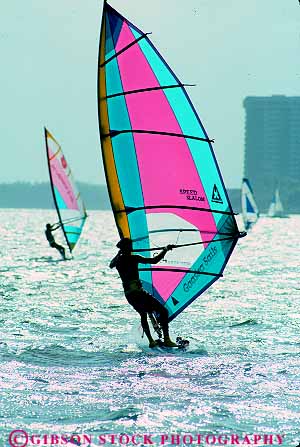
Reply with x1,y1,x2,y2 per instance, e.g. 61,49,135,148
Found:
110,238,178,348
45,223,66,260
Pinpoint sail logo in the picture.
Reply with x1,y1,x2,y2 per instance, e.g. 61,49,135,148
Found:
183,246,218,293
211,184,223,204
171,296,179,306
179,188,205,202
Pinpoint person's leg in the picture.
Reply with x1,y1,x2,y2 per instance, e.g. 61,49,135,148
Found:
126,292,158,348
140,312,157,347
147,294,178,347
53,242,66,259
59,245,66,259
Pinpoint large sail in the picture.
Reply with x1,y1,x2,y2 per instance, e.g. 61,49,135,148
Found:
44,127,87,254
98,2,244,321
241,178,259,230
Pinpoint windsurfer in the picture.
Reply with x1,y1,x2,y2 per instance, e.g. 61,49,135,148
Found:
45,223,66,259
109,238,178,348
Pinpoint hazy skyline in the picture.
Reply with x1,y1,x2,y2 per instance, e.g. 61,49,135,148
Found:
1,0,299,188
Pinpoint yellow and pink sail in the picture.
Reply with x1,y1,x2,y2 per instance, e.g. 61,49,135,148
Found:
44,128,87,255
98,2,244,321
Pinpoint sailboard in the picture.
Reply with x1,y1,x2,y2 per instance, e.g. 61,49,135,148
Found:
97,2,245,322
44,127,87,255
268,187,288,218
241,178,259,230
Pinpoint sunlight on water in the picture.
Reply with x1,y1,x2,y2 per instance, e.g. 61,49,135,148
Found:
0,210,300,445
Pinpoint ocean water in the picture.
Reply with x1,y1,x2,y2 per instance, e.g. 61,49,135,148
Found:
0,209,299,447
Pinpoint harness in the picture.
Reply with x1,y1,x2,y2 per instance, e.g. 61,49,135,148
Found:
124,279,142,296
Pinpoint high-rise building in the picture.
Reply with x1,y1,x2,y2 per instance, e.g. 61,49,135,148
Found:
243,95,300,213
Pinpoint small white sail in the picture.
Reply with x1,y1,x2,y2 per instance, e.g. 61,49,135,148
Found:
268,188,288,218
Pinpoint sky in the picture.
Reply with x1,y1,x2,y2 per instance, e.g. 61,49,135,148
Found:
1,0,300,188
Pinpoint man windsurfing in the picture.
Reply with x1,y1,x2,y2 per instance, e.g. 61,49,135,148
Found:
45,223,66,260
110,238,178,348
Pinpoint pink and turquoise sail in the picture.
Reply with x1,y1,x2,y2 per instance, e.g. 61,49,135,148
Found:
98,2,243,321
44,127,87,254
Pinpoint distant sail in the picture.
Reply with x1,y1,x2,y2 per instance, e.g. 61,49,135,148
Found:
268,188,288,218
44,127,87,253
97,3,244,321
241,178,259,230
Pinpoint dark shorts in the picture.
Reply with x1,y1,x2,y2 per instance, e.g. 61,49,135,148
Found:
126,289,165,316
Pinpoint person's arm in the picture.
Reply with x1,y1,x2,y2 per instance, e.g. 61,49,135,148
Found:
109,252,120,268
51,223,61,231
135,245,174,265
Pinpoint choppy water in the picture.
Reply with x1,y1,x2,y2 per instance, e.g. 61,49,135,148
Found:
0,210,300,447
